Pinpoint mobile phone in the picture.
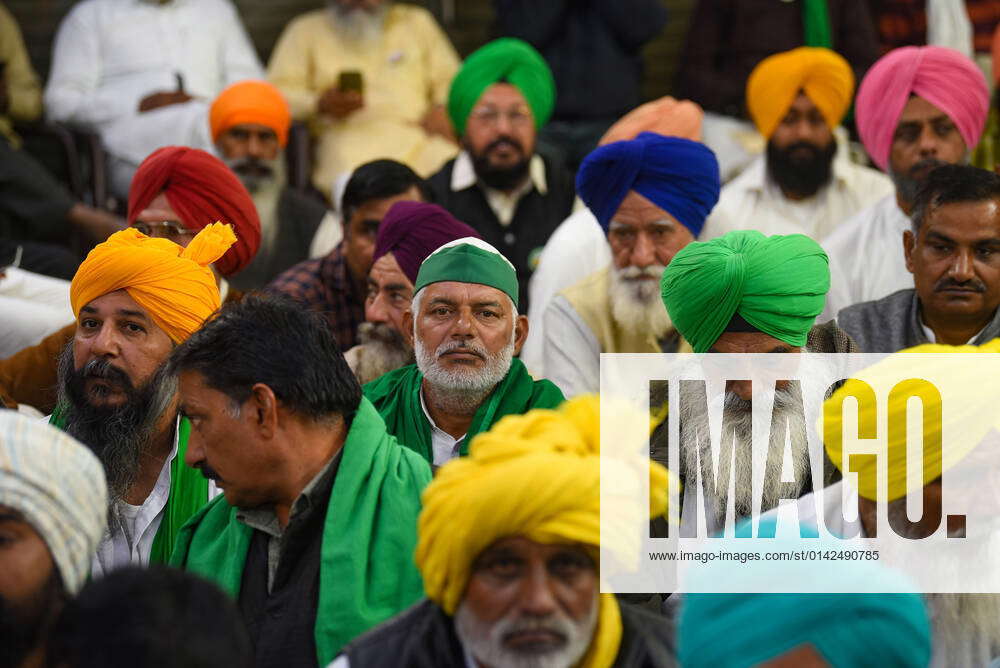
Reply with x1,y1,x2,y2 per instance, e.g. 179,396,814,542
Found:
338,70,363,95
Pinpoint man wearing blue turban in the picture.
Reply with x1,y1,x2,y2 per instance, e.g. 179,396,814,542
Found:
539,133,720,397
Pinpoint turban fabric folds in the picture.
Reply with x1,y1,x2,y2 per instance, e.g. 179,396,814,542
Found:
660,230,829,353
70,225,236,343
679,519,931,668
0,410,107,594
598,96,703,145
127,147,261,277
210,79,292,147
746,47,854,139
372,202,481,285
447,38,555,137
576,133,720,236
416,396,671,668
823,339,1000,502
856,46,989,171
414,237,519,308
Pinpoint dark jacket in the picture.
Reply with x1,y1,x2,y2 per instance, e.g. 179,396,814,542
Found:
837,288,1000,353
427,155,576,311
339,597,676,668
494,0,668,121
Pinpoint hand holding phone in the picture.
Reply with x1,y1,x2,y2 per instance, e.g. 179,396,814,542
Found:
317,71,365,119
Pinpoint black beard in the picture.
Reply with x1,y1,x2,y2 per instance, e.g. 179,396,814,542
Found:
0,569,65,668
766,139,837,198
470,137,530,191
891,157,949,205
56,345,176,504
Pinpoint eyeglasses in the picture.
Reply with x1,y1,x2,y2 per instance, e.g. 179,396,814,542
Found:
468,106,533,128
131,220,196,241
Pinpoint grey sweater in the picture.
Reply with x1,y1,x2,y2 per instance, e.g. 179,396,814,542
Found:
837,288,1000,353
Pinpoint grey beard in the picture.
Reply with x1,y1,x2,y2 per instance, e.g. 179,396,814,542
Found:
415,332,514,415
608,264,672,338
926,594,1000,666
353,322,414,384
57,345,177,505
327,2,389,44
454,592,598,668
680,388,812,523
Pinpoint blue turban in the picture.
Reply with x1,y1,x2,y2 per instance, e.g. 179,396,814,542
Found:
575,133,720,237
678,519,931,668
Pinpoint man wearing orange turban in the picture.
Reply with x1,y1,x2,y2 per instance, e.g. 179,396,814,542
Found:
209,80,336,289
52,224,235,577
522,97,704,376
701,47,892,244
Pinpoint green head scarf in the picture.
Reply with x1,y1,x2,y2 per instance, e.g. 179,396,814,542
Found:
414,237,520,309
660,230,829,353
447,37,555,137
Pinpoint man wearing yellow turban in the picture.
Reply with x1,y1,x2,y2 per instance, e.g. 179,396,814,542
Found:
52,223,235,577
332,396,675,668
702,47,892,242
209,80,335,289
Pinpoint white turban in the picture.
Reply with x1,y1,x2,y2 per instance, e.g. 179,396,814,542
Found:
0,410,107,593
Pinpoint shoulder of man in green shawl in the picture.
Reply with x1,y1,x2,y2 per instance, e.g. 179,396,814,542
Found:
168,494,249,597
362,363,422,408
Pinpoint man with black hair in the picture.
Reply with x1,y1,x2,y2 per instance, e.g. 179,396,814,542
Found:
838,165,1000,352
168,294,431,668
268,159,430,349
48,566,252,668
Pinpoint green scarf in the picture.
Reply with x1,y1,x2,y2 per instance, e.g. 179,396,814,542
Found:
802,0,832,48
363,358,566,464
50,407,208,564
169,398,431,665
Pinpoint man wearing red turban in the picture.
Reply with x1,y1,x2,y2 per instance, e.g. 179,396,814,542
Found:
127,146,261,281
821,46,990,322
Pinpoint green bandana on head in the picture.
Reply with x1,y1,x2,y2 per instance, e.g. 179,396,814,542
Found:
414,237,520,309
447,37,555,137
660,230,830,353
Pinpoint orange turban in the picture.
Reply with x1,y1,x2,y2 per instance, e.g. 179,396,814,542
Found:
70,224,236,344
599,96,703,145
746,47,854,139
209,80,291,147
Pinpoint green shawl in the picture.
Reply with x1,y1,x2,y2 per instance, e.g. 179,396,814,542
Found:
363,358,565,463
168,397,431,666
50,407,208,564
802,0,832,49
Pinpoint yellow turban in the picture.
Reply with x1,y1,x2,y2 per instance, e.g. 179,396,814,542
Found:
746,47,854,139
416,395,671,668
598,96,703,145
70,224,236,344
823,340,1000,502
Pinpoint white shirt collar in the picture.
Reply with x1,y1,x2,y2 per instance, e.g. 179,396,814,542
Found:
450,150,548,196
419,386,466,467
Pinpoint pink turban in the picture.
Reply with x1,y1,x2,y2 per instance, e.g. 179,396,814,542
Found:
856,46,989,172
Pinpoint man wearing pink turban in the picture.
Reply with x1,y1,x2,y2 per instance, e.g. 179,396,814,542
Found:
521,97,703,376
821,46,990,321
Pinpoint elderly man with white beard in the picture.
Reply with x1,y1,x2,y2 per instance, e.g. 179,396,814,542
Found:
541,133,721,397
658,230,857,536
364,238,564,467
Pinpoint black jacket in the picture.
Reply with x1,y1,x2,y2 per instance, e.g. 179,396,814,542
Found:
339,597,677,667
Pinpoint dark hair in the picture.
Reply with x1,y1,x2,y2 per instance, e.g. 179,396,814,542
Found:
167,294,362,423
341,159,432,222
911,164,1000,232
47,566,252,668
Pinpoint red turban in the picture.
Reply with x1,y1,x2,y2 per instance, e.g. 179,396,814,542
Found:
127,147,261,277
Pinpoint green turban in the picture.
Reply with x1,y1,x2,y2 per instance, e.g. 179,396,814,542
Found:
447,38,555,137
414,237,520,308
660,230,829,353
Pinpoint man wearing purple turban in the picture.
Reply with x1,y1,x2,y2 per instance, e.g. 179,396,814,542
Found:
821,46,990,321
344,202,480,384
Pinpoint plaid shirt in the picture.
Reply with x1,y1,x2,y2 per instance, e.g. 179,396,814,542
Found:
267,243,365,351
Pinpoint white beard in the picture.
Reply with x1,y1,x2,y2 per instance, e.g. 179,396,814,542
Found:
414,328,515,413
608,264,672,339
327,2,389,45
926,594,1000,666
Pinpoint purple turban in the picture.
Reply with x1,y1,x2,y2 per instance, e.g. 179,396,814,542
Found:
856,46,989,172
373,202,481,284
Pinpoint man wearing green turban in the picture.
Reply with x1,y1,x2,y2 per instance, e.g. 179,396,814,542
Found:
427,38,575,310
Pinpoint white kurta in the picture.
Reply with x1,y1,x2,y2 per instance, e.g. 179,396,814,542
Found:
701,146,893,243
521,206,610,377
44,0,262,177
821,194,913,321
0,267,73,358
